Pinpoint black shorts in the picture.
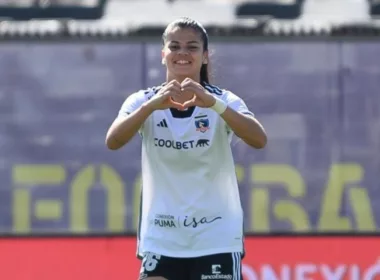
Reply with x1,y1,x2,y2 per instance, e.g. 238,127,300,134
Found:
139,252,242,280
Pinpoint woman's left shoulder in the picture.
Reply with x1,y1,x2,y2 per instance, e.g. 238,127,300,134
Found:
203,83,231,97
204,83,243,103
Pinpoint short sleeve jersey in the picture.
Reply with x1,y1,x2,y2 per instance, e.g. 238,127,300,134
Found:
118,83,254,258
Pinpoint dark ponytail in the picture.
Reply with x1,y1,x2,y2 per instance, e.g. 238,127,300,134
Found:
162,17,210,84
200,63,209,84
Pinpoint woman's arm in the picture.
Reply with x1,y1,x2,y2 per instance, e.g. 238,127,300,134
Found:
105,103,153,150
221,107,267,149
179,80,267,149
106,81,183,150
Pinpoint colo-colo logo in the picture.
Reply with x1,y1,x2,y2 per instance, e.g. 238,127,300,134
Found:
154,138,209,150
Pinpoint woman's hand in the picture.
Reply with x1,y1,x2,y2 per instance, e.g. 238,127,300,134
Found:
180,78,216,109
146,80,184,111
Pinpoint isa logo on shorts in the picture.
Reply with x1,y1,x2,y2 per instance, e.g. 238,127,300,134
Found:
195,117,209,133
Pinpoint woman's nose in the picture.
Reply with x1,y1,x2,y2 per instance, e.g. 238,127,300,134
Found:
177,47,189,54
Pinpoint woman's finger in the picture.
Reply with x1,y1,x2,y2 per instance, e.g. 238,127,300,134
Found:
169,99,184,110
167,80,182,92
169,82,182,92
181,80,196,89
181,84,203,96
163,89,181,99
182,96,197,109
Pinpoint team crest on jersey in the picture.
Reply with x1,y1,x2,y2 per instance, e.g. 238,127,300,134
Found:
195,118,209,133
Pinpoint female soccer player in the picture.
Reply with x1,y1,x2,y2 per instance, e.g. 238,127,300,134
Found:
106,17,267,280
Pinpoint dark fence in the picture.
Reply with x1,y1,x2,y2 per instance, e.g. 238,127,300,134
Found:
1,39,379,235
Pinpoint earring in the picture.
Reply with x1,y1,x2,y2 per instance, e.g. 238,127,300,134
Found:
162,59,166,65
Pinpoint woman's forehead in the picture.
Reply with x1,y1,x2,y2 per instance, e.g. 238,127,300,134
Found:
165,27,202,43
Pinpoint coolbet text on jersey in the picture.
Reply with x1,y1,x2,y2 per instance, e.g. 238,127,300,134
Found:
118,83,254,258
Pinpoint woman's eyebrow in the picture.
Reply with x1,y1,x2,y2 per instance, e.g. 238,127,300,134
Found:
169,41,200,44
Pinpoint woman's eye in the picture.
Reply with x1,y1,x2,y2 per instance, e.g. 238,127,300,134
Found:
168,45,198,51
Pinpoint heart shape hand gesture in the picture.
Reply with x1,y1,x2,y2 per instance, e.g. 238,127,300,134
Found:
146,78,216,111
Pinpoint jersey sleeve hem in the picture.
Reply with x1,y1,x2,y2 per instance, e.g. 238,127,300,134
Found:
118,90,148,117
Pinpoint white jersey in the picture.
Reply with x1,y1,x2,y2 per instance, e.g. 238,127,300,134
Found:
118,83,254,258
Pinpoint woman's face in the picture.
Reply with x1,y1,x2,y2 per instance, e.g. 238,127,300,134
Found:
162,27,208,80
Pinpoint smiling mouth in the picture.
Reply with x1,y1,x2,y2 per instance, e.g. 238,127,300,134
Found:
174,60,191,65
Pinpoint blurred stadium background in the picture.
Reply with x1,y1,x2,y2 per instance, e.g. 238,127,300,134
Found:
1,0,380,279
